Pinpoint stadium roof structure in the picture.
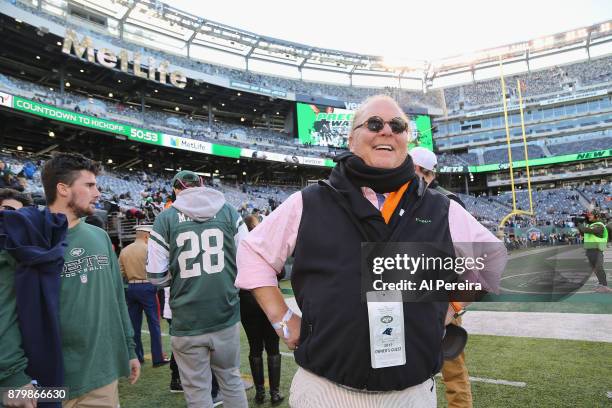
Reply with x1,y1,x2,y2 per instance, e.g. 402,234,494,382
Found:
7,0,612,90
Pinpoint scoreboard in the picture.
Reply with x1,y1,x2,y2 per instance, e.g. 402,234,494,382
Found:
296,102,434,151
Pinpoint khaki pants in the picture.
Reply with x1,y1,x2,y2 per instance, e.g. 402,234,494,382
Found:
441,318,473,408
62,380,119,408
289,367,436,408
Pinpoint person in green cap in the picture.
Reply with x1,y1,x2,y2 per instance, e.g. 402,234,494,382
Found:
147,170,249,408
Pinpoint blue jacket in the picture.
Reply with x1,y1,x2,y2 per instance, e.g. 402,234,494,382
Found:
0,207,67,405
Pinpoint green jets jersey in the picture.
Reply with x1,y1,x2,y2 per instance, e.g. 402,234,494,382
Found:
149,203,243,336
0,221,135,399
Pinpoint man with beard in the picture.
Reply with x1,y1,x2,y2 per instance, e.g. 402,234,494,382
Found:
0,152,139,408
236,95,506,407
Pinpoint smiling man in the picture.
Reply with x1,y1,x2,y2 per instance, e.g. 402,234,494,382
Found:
0,152,139,408
236,95,505,407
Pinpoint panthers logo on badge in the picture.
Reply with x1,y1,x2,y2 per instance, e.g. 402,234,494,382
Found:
70,248,85,257
80,274,88,284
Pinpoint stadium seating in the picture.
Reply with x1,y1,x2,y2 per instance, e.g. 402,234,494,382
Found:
443,56,612,110
0,73,336,159
581,183,612,210
437,152,479,166
547,136,611,156
14,2,442,109
482,145,546,165
3,151,608,232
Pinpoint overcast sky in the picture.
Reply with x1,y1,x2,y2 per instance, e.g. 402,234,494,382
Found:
169,0,611,61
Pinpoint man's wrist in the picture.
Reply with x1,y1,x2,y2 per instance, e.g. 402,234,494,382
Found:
271,309,294,339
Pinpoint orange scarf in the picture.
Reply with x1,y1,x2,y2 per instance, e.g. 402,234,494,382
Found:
380,182,410,224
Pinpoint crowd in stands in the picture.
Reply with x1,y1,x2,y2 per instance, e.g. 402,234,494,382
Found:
93,170,297,222
482,145,546,164
4,2,612,187
438,131,611,167
7,67,609,169
489,189,586,224
443,56,612,110
489,161,610,185
0,154,39,193
547,135,611,156
582,183,612,210
503,231,583,251
437,152,478,167
14,1,443,109
564,57,612,87
1,152,609,237
452,184,611,230
0,73,340,159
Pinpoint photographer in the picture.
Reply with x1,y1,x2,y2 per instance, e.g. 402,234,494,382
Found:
577,210,611,293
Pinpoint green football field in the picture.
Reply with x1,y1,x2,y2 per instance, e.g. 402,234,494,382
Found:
473,244,612,313
119,322,612,408
119,246,612,407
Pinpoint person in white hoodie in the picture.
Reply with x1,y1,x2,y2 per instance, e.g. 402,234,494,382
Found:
147,170,248,408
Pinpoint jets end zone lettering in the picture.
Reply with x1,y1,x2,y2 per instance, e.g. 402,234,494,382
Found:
63,29,187,89
438,165,468,173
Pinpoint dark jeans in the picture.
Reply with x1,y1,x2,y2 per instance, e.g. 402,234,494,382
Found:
240,290,280,357
586,248,607,286
126,282,164,363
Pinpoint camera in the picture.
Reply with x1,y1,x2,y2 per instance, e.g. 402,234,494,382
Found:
571,213,588,224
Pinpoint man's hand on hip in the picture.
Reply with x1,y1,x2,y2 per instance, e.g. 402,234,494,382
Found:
274,313,301,351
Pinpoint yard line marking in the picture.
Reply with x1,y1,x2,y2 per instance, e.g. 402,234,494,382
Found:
468,376,527,388
434,373,526,387
280,352,527,388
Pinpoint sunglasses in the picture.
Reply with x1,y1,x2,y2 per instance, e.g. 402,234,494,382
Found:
353,116,408,134
0,205,16,211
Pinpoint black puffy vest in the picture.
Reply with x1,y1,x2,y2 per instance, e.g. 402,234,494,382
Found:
291,180,454,391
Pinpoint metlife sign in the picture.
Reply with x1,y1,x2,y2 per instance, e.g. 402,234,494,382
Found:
163,134,212,154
